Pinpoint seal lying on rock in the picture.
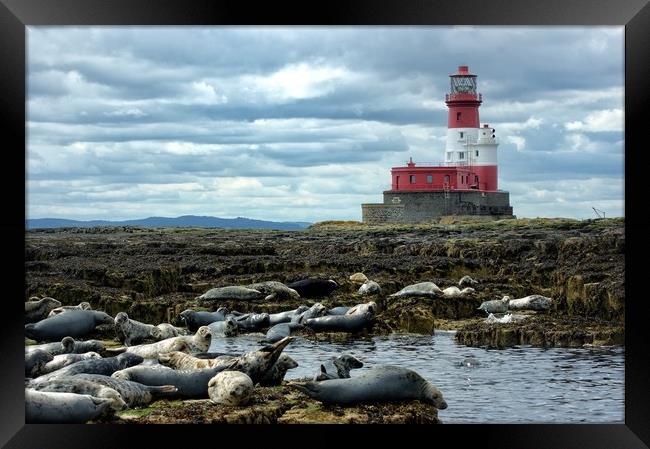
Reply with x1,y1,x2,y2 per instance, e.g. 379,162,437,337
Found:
458,275,479,288
442,286,475,298
208,318,238,337
33,353,144,383
477,297,510,314
230,337,295,384
346,301,377,316
313,354,363,381
389,282,442,299
179,308,229,331
27,378,127,411
229,313,270,332
208,371,254,406
257,354,298,387
114,312,155,346
40,352,102,375
25,337,104,356
151,323,189,340
349,273,369,284
358,281,381,296
287,278,339,298
25,310,115,342
292,365,448,409
25,297,62,324
245,281,300,301
48,302,92,317
326,306,350,316
260,322,304,344
304,313,374,333
292,303,327,323
25,389,114,423
112,363,236,398
269,306,309,326
198,286,264,302
158,351,235,370
75,374,178,408
25,349,54,377
507,295,552,311
111,326,212,359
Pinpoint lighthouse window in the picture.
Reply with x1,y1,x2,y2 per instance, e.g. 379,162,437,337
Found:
458,152,465,160
426,175,433,183
475,150,479,157
459,132,464,139
409,175,416,184
475,175,479,183
444,175,450,184
456,112,461,121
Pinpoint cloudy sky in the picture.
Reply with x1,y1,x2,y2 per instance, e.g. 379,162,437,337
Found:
26,27,624,222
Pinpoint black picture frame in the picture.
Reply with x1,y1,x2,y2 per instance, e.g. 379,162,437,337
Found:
2,0,648,447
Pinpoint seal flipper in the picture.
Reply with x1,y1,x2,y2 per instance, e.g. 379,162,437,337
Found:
287,381,320,397
147,385,179,397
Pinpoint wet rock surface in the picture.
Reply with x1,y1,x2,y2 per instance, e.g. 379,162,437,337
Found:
26,218,624,348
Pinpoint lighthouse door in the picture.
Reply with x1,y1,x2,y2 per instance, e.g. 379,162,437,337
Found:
396,176,399,190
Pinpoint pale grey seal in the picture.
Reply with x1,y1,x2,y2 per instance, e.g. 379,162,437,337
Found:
508,295,552,311
114,312,155,346
27,377,127,411
287,278,338,298
179,307,229,331
40,352,102,375
245,281,300,301
477,298,510,314
208,371,254,406
151,323,190,340
75,374,178,408
25,297,62,324
358,280,381,296
292,365,447,409
442,286,475,298
158,351,236,370
269,305,309,326
207,318,238,337
257,354,299,387
25,349,54,377
346,301,377,316
198,286,264,302
110,326,212,359
48,302,92,317
313,354,364,381
458,275,479,288
25,389,113,423
25,310,115,342
389,282,443,299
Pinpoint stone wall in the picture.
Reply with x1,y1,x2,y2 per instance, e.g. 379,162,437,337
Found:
361,204,405,224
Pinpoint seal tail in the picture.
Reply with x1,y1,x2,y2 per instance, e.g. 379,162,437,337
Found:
148,385,179,397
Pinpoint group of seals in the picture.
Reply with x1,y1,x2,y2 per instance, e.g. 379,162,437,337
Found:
48,302,92,317
478,294,553,315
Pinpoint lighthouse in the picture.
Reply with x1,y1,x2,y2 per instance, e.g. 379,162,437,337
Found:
362,65,514,223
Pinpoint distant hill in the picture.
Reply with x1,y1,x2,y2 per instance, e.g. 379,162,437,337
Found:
26,215,312,231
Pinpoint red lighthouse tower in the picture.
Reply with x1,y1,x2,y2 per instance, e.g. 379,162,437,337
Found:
361,65,513,223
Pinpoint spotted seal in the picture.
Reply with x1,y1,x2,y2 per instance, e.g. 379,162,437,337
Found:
111,326,212,359
25,297,62,324
114,312,155,346
198,286,264,302
292,365,447,409
48,302,92,317
25,389,114,423
260,322,304,344
388,282,443,299
207,318,238,337
358,280,381,296
508,295,552,311
151,323,190,340
477,297,510,314
27,377,127,411
245,281,301,301
25,310,115,342
179,308,229,331
258,354,299,387
313,354,363,381
208,371,254,406
291,303,327,324
40,352,102,375
75,374,178,408
32,353,144,383
25,349,54,378
287,278,339,298
269,305,309,326
158,351,235,370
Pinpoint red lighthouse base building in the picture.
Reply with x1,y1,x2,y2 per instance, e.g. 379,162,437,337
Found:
362,66,514,223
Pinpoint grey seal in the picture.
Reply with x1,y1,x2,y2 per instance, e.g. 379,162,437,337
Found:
48,302,92,317
208,371,254,406
25,337,104,356
112,363,235,398
508,295,552,311
459,356,481,368
477,297,510,314
114,312,155,346
349,273,369,284
346,301,377,316
229,337,295,384
358,280,381,296
314,354,364,381
75,374,178,408
111,326,212,359
389,282,443,299
269,305,309,326
25,389,113,423
198,286,264,302
33,353,144,383
207,318,238,337
151,323,190,340
245,281,300,301
230,312,270,332
287,278,339,298
25,310,115,342
40,352,102,375
158,351,236,370
25,349,54,377
27,377,127,411
292,365,447,409
179,307,229,331
326,306,350,316
258,354,299,387
458,275,479,288
292,303,327,324
260,322,304,344
304,313,373,333
25,297,62,323
442,286,475,298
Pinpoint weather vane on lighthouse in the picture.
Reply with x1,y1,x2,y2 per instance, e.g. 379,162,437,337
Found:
362,65,514,223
